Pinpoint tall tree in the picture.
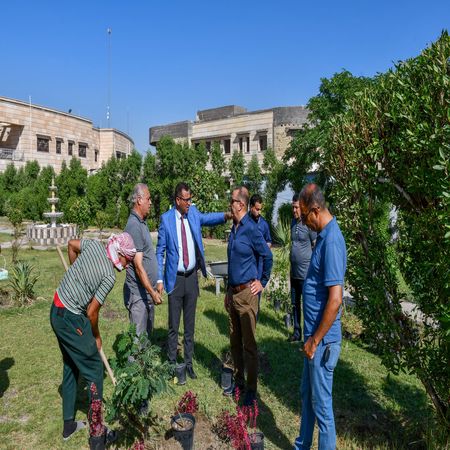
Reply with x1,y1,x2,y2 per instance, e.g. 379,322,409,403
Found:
229,150,246,186
245,155,262,194
284,70,373,194
262,149,285,224
324,32,450,423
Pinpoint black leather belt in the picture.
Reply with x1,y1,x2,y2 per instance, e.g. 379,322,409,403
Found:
177,268,196,277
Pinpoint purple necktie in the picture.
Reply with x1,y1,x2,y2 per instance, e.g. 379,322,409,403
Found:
181,216,189,270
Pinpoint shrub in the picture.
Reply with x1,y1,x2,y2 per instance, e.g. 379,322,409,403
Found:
8,261,39,306
106,325,172,443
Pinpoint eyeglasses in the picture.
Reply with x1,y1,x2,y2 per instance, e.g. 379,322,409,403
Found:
301,207,317,222
177,196,192,203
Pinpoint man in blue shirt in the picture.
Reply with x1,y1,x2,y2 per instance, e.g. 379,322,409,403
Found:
294,184,347,450
225,186,273,406
249,193,272,320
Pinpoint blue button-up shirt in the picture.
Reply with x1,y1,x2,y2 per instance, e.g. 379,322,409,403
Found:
227,213,273,287
303,217,347,343
251,215,272,279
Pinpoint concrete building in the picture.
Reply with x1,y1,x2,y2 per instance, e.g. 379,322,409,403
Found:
0,96,134,173
149,105,309,169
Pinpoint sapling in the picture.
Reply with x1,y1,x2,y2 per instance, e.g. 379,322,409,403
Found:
106,325,172,446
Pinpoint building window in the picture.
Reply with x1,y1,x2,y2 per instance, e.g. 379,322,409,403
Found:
78,144,87,158
205,141,211,152
259,134,267,151
95,149,99,162
68,142,73,156
37,137,50,152
239,136,250,153
56,140,62,154
224,139,231,154
194,142,200,150
116,151,126,159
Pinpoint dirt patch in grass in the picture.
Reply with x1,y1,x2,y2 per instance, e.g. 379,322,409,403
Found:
152,413,229,450
102,307,122,320
0,288,12,308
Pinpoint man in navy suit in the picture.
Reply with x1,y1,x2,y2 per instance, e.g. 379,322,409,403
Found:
156,182,231,379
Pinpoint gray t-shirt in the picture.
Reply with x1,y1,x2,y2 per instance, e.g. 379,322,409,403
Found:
290,218,317,280
124,210,158,300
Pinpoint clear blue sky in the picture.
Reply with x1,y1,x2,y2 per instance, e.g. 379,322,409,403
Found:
1,0,449,153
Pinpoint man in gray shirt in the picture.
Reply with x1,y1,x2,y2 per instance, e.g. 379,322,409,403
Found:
288,193,316,342
124,183,162,338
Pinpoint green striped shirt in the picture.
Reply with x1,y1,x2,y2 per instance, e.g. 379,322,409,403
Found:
57,239,116,315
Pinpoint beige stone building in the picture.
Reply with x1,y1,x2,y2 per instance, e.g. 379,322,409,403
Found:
0,96,134,173
149,105,309,170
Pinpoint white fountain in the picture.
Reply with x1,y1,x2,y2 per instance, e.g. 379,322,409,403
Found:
27,177,77,246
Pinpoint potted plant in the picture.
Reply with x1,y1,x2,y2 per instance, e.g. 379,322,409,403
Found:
88,383,106,450
105,325,173,448
216,387,264,450
171,391,199,450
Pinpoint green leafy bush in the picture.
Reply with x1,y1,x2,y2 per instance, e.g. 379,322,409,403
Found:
8,261,39,306
106,325,173,443
323,32,450,424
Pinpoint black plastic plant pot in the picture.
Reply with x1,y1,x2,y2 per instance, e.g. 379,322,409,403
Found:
89,433,106,450
284,313,292,329
171,413,196,450
175,363,186,385
250,431,264,449
221,366,233,390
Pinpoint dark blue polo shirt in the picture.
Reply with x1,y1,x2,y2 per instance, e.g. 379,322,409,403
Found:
228,213,273,288
302,217,347,343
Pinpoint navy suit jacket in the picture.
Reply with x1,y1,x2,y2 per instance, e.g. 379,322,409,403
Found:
156,205,226,293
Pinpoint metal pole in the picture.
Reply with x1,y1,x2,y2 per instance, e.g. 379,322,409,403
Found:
107,28,112,128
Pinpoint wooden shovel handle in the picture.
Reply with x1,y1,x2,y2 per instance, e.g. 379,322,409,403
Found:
56,246,69,271
99,347,117,386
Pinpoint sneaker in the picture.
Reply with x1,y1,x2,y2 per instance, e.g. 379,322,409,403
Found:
223,382,245,398
63,420,86,441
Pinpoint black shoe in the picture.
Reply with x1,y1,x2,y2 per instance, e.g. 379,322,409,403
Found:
243,389,257,407
287,334,301,343
139,400,149,417
62,420,86,441
106,428,118,444
186,365,197,379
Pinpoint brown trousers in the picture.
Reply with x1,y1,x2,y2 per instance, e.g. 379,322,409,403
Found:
228,287,259,392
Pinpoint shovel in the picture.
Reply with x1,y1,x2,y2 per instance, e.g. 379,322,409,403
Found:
57,246,117,386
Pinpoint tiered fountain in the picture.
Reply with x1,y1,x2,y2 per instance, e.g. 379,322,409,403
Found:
27,177,77,246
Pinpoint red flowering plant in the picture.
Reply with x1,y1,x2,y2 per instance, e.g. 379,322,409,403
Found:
174,390,199,416
171,390,199,435
89,383,106,437
215,387,260,450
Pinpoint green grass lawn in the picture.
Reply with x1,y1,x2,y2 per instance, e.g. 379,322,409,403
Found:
0,242,440,449
0,232,12,244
